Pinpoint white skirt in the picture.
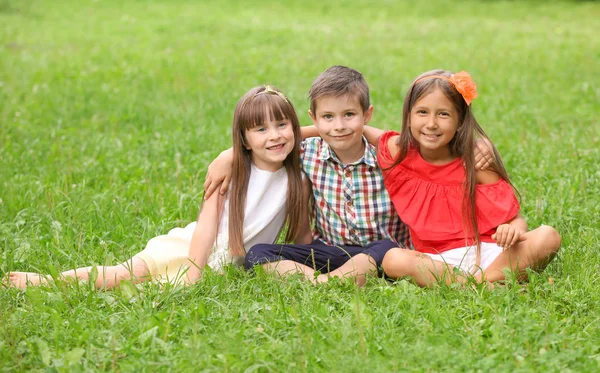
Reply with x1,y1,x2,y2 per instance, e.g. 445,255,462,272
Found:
422,242,503,275
133,222,238,284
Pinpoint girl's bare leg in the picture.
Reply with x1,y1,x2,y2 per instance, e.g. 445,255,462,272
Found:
315,253,378,286
261,260,317,283
482,225,561,283
382,248,465,287
8,257,151,289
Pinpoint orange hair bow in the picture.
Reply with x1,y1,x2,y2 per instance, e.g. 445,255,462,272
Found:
416,71,478,106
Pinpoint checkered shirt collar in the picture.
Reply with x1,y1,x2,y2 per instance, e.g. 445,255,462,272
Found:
317,136,377,168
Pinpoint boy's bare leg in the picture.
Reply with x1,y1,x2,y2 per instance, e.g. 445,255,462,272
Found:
482,225,561,283
7,257,151,289
315,253,378,286
382,248,464,287
261,260,317,283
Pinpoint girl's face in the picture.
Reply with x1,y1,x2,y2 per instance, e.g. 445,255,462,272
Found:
408,88,460,164
244,114,295,172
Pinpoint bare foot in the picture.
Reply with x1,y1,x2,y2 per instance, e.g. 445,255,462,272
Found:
6,272,50,289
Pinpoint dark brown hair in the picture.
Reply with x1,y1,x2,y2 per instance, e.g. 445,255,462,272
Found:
390,70,518,266
308,66,370,114
228,86,304,257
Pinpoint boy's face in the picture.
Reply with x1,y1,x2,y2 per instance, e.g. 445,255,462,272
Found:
309,94,373,163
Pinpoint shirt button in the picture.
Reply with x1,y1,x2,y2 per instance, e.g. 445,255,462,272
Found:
346,201,352,207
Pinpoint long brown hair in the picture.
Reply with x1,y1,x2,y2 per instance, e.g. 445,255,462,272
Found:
390,70,518,265
228,86,303,257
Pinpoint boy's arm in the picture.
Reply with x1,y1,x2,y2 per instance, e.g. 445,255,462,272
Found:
204,148,234,199
294,175,314,245
363,125,386,146
185,193,222,283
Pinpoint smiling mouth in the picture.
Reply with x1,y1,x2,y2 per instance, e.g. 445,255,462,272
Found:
422,133,441,139
267,144,285,150
331,134,352,139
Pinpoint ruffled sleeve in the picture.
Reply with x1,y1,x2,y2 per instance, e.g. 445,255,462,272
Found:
476,180,520,235
376,131,400,170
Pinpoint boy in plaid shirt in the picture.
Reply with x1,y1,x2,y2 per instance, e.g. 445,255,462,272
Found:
207,66,409,285
245,66,409,284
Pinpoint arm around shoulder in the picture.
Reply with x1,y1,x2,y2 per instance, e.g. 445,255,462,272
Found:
204,148,234,199
294,174,313,245
363,125,386,147
300,125,320,140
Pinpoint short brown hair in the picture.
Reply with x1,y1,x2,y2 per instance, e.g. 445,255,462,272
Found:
308,66,370,114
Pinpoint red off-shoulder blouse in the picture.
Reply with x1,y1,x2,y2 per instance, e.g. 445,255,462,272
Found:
377,131,520,254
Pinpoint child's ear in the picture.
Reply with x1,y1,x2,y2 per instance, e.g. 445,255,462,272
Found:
308,110,317,124
242,137,251,150
363,105,374,124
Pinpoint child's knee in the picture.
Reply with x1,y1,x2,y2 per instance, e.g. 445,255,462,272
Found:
544,225,561,246
536,225,561,254
382,248,412,278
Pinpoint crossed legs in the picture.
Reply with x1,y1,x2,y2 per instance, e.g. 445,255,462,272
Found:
383,225,561,287
247,240,395,286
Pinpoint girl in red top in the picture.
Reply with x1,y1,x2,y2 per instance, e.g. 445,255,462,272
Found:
371,70,561,286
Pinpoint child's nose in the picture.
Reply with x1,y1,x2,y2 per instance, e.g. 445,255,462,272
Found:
268,128,282,139
425,116,438,128
333,117,346,130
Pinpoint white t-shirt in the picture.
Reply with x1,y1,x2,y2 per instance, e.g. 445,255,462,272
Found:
160,164,289,270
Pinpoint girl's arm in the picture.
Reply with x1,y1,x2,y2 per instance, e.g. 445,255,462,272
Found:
294,175,314,245
491,214,528,250
363,125,386,147
300,125,319,139
477,169,528,249
185,192,223,283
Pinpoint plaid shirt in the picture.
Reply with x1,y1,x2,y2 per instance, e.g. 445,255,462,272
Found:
301,137,409,248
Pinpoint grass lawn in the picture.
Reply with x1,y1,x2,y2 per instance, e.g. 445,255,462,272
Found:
1,0,599,371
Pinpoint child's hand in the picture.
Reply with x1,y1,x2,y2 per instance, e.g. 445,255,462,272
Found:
492,224,525,250
203,149,234,199
474,138,494,171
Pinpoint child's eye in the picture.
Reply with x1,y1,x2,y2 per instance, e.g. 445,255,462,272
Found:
416,109,427,115
278,122,288,128
344,112,355,118
323,114,333,120
439,112,450,117
256,127,266,132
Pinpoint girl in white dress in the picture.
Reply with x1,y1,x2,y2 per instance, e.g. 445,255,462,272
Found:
9,85,312,288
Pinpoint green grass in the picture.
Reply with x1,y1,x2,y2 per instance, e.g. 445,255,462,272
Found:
1,0,599,371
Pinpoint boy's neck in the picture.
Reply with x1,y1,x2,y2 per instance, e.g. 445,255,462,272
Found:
330,141,366,165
